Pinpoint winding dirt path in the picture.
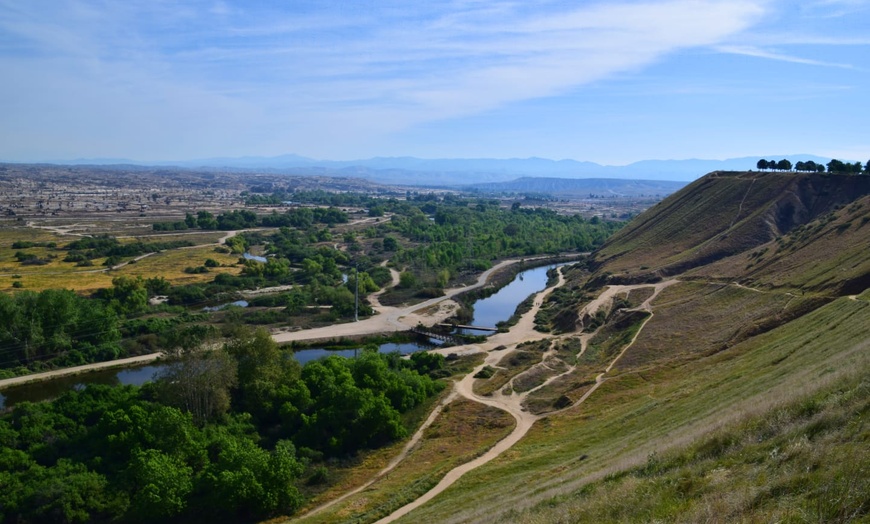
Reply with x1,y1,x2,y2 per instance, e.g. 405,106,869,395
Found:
300,389,459,519
272,256,577,344
373,277,679,523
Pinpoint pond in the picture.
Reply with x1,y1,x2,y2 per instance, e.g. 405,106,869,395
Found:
203,300,249,312
242,252,267,263
1,261,565,409
463,264,558,332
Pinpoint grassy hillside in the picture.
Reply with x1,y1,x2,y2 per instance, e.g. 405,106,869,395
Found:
378,171,870,523
395,295,870,523
689,193,870,296
591,172,870,283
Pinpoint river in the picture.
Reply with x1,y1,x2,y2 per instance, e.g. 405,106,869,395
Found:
463,264,557,331
0,263,560,409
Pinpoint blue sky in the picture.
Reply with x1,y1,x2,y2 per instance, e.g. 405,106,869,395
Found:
1,0,868,164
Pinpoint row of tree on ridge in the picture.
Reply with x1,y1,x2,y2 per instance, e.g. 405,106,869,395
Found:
756,158,869,174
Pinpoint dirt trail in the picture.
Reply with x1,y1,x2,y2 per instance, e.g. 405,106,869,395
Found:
367,262,400,309
272,257,567,344
25,222,91,237
373,267,569,524
374,276,679,523
299,390,459,519
729,174,757,229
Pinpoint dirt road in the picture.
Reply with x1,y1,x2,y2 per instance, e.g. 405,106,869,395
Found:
272,257,562,344
0,352,163,390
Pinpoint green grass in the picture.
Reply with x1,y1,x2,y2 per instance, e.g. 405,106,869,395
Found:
504,371,869,523
393,295,870,523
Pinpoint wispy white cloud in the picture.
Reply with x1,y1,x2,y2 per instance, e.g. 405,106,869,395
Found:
715,45,858,68
8,0,865,161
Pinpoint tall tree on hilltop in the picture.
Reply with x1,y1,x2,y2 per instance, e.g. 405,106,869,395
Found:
827,159,846,173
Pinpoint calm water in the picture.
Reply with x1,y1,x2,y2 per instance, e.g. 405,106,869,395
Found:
0,341,436,409
203,300,249,312
243,252,267,263
0,364,164,410
292,340,435,365
466,264,558,330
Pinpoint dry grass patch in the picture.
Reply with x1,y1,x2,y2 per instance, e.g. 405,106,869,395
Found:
625,287,654,308
0,245,242,293
473,340,550,396
113,246,240,283
615,281,792,370
0,227,65,246
512,357,569,394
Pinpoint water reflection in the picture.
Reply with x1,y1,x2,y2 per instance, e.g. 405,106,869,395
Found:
0,364,163,410
243,252,267,263
464,264,557,331
0,340,436,409
292,341,435,365
203,300,249,312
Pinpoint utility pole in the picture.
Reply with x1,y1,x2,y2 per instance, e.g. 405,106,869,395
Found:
354,262,359,322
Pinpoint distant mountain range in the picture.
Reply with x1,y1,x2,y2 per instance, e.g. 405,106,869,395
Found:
48,154,838,185
466,177,686,197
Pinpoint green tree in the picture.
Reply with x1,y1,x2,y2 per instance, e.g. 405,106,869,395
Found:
105,276,148,315
196,210,218,230
224,235,247,254
827,159,846,173
197,431,303,519
382,236,399,251
301,258,322,280
17,460,120,524
398,271,416,289
161,324,217,357
225,328,302,424
127,449,193,520
346,271,379,294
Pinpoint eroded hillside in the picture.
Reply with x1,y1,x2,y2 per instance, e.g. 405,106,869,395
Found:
590,171,870,284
